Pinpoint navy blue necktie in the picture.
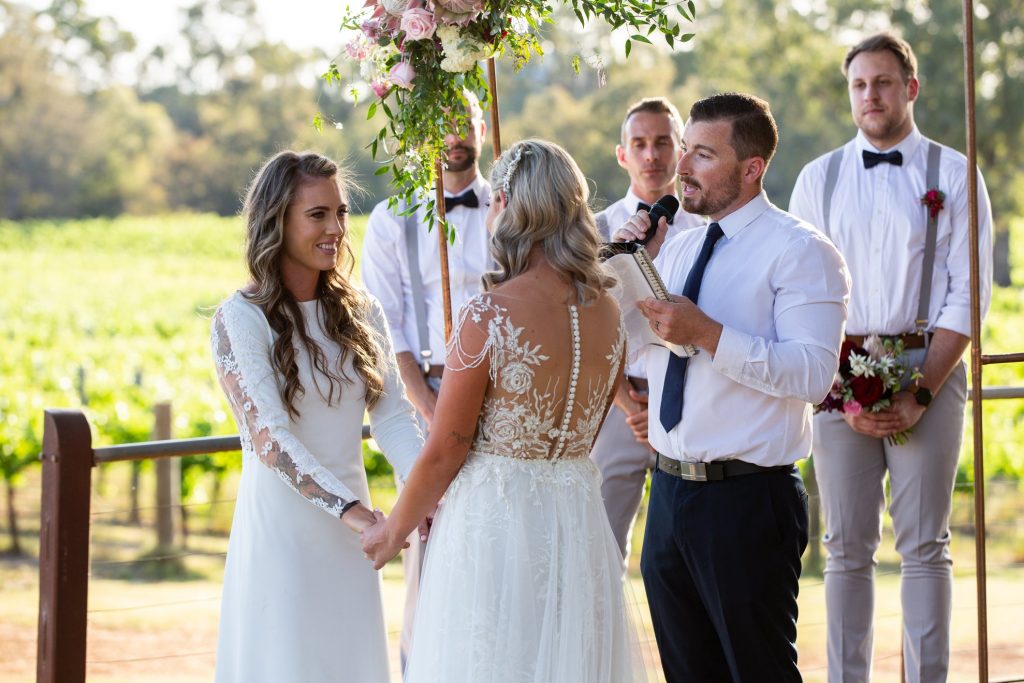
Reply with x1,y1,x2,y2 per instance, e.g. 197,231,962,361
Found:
862,149,903,169
444,189,479,212
659,222,725,432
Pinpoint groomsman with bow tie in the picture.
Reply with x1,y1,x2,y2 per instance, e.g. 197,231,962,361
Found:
590,97,703,570
789,33,993,683
361,92,492,673
616,92,850,682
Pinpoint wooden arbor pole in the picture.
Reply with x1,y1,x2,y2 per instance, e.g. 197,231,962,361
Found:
436,59,504,341
961,0,990,679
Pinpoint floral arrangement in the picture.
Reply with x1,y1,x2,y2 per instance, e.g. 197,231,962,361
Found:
817,335,922,445
322,0,695,224
921,187,945,219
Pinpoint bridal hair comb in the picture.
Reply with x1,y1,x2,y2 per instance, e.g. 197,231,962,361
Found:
502,146,527,197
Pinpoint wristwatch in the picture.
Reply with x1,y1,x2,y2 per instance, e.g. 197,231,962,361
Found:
911,385,933,407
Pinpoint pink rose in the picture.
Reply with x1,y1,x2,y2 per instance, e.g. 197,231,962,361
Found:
389,62,416,90
843,400,862,416
370,79,392,98
400,8,436,40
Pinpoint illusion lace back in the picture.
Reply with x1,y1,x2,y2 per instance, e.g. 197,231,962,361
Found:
448,293,626,462
405,291,650,683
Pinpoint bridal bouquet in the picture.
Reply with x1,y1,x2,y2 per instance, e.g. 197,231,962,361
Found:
817,335,921,446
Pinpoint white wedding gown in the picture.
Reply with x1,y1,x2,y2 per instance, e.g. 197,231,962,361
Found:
405,293,649,683
211,292,422,682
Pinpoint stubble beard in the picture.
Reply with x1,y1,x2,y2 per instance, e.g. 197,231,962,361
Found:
681,167,743,217
444,144,478,173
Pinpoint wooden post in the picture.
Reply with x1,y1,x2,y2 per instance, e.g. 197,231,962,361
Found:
487,57,502,157
434,158,454,340
37,409,93,683
153,402,180,550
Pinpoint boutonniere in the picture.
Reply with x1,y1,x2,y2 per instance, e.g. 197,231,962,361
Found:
921,188,945,219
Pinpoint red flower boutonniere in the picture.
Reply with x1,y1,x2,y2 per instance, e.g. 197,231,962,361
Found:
921,188,945,219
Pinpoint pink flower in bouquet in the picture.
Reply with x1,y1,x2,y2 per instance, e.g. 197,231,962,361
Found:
843,400,862,416
401,7,436,40
429,0,484,25
389,62,416,89
361,17,385,39
370,79,392,98
345,39,371,61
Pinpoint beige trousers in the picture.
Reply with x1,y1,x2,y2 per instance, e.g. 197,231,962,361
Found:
589,404,656,572
813,350,967,683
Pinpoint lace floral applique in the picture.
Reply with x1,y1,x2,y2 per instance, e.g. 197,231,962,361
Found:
447,294,626,462
211,300,359,517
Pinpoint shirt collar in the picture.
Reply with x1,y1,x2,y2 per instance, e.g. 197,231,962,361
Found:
855,124,923,159
443,172,490,200
713,190,771,239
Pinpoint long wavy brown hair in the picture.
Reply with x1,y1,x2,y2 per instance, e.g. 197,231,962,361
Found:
241,150,384,417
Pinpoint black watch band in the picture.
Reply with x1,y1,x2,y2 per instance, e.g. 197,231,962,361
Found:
913,386,933,407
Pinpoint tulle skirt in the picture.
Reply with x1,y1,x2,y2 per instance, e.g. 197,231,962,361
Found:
405,451,649,683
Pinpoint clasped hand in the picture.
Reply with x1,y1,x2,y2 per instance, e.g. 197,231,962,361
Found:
360,509,437,571
843,390,926,438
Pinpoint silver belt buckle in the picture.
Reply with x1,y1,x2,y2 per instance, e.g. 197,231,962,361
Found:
680,461,708,482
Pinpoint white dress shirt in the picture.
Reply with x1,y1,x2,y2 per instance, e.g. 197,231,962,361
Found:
647,191,850,466
599,188,704,378
789,125,993,337
361,175,492,361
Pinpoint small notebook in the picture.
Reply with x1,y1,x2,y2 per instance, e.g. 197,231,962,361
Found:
600,242,696,358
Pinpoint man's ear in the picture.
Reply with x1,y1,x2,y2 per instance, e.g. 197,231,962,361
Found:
907,76,920,103
742,157,767,185
615,145,628,169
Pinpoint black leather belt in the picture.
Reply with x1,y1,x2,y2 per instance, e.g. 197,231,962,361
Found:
656,453,793,482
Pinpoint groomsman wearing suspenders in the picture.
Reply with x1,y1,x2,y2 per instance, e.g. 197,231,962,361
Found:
789,33,993,683
361,94,492,673
591,97,702,568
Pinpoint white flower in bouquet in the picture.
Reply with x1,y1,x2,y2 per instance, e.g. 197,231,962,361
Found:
436,25,491,72
863,334,887,359
848,353,876,378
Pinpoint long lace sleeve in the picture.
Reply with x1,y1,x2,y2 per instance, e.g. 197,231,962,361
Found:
365,297,424,482
211,296,361,518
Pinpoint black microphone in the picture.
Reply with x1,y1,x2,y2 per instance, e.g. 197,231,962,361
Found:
637,195,679,245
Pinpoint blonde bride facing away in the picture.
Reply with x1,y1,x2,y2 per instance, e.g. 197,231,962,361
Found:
362,139,649,682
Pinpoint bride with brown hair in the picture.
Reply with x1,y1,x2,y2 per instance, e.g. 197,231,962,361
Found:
363,139,649,682
211,150,422,682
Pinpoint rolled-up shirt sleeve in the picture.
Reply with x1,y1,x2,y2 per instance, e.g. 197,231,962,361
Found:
712,232,850,404
932,166,993,337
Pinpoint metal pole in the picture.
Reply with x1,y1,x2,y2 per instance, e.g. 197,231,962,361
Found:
961,0,989,679
487,57,502,157
435,158,453,340
37,409,93,683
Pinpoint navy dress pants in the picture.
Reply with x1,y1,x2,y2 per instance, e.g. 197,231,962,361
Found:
641,466,808,683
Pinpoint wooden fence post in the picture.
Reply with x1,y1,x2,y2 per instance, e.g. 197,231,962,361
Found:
153,402,180,550
37,409,93,683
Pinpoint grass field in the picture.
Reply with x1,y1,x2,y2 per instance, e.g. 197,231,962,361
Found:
2,213,1024,680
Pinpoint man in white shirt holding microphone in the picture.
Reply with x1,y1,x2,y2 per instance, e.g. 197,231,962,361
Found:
616,92,850,682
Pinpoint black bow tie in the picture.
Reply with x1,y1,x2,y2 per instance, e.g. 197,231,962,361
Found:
444,189,479,212
862,149,903,169
636,201,674,225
